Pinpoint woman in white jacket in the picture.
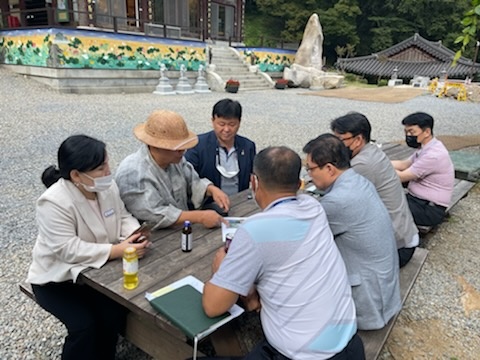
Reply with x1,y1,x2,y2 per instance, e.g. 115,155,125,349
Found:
27,135,150,360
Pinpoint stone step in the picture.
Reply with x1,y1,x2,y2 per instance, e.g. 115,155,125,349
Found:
217,76,269,83
211,51,236,56
211,48,234,53
209,45,272,92
212,58,243,64
238,85,273,91
211,51,237,56
212,52,235,57
215,73,260,79
217,74,256,80
213,59,246,64
214,66,250,72
239,82,272,87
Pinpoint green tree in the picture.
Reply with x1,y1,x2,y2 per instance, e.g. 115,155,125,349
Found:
454,0,480,63
249,0,474,64
366,16,414,53
356,0,402,54
255,0,361,62
397,0,469,50
319,0,361,57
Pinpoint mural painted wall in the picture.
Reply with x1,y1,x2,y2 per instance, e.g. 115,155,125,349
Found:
0,28,296,72
237,47,295,72
0,28,207,70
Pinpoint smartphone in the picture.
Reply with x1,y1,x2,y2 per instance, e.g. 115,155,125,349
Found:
129,222,154,243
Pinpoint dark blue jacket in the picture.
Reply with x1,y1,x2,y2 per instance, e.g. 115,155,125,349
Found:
185,131,256,193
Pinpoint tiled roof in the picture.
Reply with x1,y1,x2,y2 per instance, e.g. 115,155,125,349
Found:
337,33,480,78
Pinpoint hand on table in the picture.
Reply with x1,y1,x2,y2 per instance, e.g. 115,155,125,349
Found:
119,233,151,259
207,185,230,213
200,210,228,229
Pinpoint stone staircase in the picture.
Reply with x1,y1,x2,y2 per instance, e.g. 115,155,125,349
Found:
209,45,273,91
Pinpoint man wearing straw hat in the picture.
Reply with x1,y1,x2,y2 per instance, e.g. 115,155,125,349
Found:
115,110,229,229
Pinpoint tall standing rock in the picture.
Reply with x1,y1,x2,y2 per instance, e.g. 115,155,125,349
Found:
284,13,343,89
295,13,324,70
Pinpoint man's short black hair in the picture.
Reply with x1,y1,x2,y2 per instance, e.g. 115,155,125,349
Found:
212,98,242,120
303,134,351,170
401,112,434,133
330,112,371,142
253,146,301,192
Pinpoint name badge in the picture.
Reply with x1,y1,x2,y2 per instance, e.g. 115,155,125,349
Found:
104,208,115,217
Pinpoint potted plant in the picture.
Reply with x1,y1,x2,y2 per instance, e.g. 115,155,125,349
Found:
275,78,288,90
225,79,240,93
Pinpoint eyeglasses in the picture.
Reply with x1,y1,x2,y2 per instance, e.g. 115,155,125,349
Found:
305,165,320,173
338,135,355,142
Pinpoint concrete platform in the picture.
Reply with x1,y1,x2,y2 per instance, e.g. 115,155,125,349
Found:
449,150,480,181
1,64,197,94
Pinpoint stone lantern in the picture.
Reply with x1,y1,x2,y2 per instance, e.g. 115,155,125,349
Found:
391,67,398,80
440,68,448,82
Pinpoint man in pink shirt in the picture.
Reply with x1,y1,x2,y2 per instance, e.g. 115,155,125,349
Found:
392,112,454,227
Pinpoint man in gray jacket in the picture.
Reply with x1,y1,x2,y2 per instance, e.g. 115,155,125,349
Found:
115,110,229,229
330,112,419,267
303,134,401,330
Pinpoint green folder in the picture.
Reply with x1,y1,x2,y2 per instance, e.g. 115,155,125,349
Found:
149,284,230,339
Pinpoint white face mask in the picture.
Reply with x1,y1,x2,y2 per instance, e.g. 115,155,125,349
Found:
216,151,239,179
216,164,240,178
81,173,113,192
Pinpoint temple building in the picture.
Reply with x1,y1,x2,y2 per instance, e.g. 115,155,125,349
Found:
337,33,480,80
0,0,245,42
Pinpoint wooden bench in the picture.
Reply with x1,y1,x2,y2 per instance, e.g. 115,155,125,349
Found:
358,247,429,360
417,178,475,234
382,142,477,234
19,281,35,302
18,282,207,358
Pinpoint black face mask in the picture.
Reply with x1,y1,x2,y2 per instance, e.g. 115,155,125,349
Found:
406,135,421,148
346,147,354,159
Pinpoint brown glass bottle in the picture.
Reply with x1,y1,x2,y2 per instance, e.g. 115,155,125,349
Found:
181,220,192,252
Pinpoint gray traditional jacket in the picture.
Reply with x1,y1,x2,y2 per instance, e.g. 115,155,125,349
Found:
115,145,211,228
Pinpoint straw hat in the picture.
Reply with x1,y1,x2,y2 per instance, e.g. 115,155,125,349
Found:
134,110,198,150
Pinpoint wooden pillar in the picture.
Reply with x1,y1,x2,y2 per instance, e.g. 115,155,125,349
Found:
201,0,208,41
0,0,9,15
0,0,9,27
18,0,26,27
236,0,242,42
139,0,148,31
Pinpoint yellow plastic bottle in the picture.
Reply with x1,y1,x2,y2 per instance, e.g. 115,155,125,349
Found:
123,246,139,289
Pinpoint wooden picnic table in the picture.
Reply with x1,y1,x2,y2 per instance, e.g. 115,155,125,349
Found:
75,142,473,360
78,190,258,359
380,142,415,160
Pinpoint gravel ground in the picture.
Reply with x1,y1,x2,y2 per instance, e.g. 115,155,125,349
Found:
0,67,479,359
